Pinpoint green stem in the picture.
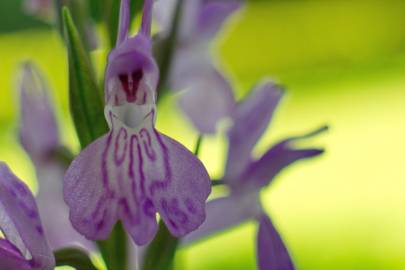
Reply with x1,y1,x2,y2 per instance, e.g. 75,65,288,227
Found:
194,135,203,157
54,247,98,270
211,180,226,187
141,222,179,270
97,222,128,270
155,0,183,104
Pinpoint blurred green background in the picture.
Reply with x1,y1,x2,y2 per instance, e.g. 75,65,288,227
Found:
1,0,405,269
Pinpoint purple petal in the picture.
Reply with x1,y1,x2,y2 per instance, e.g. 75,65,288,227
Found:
35,163,95,251
0,163,54,270
197,0,242,40
170,46,235,134
117,0,131,44
242,126,328,191
257,214,295,270
182,192,261,245
64,132,126,241
154,133,211,237
105,35,159,107
140,0,153,36
225,81,283,183
178,69,235,134
153,0,200,40
19,63,59,165
64,110,211,245
0,239,31,270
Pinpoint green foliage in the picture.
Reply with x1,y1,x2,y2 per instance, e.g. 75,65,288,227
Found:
54,247,98,270
97,223,129,270
142,222,179,270
62,7,108,149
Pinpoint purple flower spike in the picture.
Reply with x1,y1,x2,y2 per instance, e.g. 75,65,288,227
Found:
154,0,241,134
257,214,294,270
185,80,326,269
18,63,95,251
19,63,59,165
0,163,54,270
64,0,211,246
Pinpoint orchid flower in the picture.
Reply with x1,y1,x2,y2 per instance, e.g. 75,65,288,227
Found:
0,162,55,270
154,0,242,133
63,0,211,246
18,63,95,251
184,81,328,270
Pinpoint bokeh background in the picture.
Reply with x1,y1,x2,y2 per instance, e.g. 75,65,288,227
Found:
1,0,405,269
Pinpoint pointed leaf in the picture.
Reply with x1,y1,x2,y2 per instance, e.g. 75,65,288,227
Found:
63,7,108,148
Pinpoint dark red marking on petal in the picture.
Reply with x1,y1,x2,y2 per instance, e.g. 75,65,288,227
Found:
184,198,197,214
35,225,44,235
140,128,156,161
148,128,172,196
118,70,144,103
142,199,155,217
114,128,128,166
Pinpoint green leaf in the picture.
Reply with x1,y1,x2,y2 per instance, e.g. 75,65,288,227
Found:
54,247,98,270
63,7,108,148
97,222,128,270
56,0,95,51
141,222,179,270
101,0,121,49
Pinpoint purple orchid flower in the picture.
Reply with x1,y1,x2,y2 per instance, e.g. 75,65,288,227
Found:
18,63,95,252
63,0,211,246
154,0,242,134
184,81,328,270
0,162,55,270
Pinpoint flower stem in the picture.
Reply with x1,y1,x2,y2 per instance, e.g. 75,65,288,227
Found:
97,222,128,270
141,222,179,270
194,135,203,156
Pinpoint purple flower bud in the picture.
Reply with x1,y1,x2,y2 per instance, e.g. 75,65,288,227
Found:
19,63,59,165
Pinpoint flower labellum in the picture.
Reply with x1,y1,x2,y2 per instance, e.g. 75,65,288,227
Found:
0,162,54,270
64,0,211,246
